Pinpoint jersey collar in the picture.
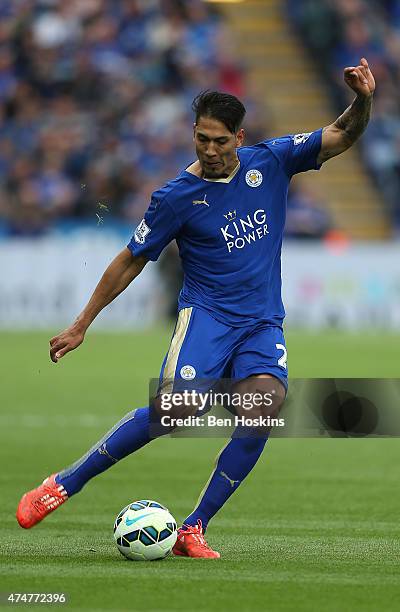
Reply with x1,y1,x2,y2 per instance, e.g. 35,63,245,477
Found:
184,156,241,184
202,161,241,183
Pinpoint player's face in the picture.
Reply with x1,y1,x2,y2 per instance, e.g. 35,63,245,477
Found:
194,116,244,179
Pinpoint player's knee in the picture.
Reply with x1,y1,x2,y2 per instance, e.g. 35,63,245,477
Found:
233,375,286,420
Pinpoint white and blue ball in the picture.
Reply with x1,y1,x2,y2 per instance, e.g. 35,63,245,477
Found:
113,500,177,561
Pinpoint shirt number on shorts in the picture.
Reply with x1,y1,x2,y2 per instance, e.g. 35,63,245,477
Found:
276,343,287,369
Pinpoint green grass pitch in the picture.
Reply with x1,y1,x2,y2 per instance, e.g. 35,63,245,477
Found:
1,328,399,611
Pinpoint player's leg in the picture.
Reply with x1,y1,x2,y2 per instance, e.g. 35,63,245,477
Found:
15,404,169,529
180,326,287,536
152,307,242,558
50,308,200,501
181,376,285,532
15,307,232,531
54,306,230,501
16,309,197,528
55,406,158,495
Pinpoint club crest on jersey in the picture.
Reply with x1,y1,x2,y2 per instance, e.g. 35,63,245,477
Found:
134,219,151,244
293,132,312,145
245,169,263,188
180,365,196,380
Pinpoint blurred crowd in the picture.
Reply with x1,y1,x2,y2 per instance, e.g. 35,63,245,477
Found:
288,0,400,226
0,0,266,237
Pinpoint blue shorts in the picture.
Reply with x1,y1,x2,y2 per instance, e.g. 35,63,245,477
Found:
159,307,288,394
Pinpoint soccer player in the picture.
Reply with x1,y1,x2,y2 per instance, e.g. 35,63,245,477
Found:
17,59,375,558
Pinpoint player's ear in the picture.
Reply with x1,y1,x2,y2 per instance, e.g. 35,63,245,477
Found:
193,123,197,140
236,128,245,147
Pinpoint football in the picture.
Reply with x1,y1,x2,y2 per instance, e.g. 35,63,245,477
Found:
113,500,177,561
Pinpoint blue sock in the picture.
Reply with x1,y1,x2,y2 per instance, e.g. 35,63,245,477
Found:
55,407,156,496
183,426,269,532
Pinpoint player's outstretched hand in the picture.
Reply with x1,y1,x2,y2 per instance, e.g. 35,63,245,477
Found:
344,57,375,97
49,323,85,363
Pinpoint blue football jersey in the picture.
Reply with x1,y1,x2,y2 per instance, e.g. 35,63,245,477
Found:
128,129,323,327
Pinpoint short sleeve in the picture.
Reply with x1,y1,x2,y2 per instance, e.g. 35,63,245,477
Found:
127,193,181,262
266,129,323,177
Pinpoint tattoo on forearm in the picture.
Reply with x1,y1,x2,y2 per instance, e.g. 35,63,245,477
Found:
334,94,372,145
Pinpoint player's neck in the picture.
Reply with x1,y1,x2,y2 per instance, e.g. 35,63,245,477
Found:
186,158,240,180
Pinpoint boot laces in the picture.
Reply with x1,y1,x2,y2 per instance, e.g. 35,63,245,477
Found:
32,480,67,513
181,519,210,549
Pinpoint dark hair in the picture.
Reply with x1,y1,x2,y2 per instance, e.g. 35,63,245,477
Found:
192,90,246,134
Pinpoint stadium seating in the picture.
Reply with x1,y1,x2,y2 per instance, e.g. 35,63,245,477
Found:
0,0,261,236
0,0,398,239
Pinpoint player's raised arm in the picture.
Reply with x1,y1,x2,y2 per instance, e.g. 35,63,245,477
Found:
317,57,375,165
49,249,147,363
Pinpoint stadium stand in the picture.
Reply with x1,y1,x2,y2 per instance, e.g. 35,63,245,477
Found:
0,0,397,239
0,0,266,237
